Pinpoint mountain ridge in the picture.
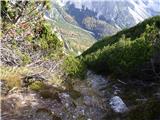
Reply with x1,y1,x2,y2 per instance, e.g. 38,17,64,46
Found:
55,0,160,39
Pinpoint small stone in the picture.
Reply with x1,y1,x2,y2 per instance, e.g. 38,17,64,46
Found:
73,115,76,118
81,110,85,115
109,96,128,113
21,101,26,105
65,103,69,107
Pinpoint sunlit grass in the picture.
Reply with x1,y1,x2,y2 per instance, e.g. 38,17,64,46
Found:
0,66,29,88
0,66,44,89
0,65,64,89
49,74,63,87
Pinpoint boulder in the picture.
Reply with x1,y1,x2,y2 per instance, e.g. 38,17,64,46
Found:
109,96,128,113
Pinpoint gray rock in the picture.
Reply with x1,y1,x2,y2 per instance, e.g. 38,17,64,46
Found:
109,96,128,113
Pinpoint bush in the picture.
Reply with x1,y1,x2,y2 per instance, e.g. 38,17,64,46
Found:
63,55,86,79
21,53,31,65
37,22,63,57
82,21,160,78
16,50,31,65
36,21,65,60
82,16,160,56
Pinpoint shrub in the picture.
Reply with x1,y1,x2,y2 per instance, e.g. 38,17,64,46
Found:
37,22,63,58
38,21,65,59
16,50,31,65
82,16,160,56
63,55,86,79
82,22,159,78
21,53,31,65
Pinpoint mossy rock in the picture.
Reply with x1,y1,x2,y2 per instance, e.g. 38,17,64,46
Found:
39,89,61,102
29,81,45,91
68,90,82,100
126,99,160,120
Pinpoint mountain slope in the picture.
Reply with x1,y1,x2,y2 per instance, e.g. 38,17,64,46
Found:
46,2,96,54
81,16,160,80
1,1,160,120
57,0,160,39
82,16,160,56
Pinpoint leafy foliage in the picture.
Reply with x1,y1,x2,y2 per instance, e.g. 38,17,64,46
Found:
63,55,86,79
1,0,64,65
35,22,64,59
81,16,160,79
1,0,50,24
82,16,160,56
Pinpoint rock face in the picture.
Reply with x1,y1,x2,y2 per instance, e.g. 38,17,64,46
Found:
109,96,128,113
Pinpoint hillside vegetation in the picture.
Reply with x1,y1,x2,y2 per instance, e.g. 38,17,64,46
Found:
47,3,96,53
79,16,160,80
1,0,64,66
1,1,160,120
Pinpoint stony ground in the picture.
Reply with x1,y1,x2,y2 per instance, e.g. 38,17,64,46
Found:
2,70,159,120
1,71,113,120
